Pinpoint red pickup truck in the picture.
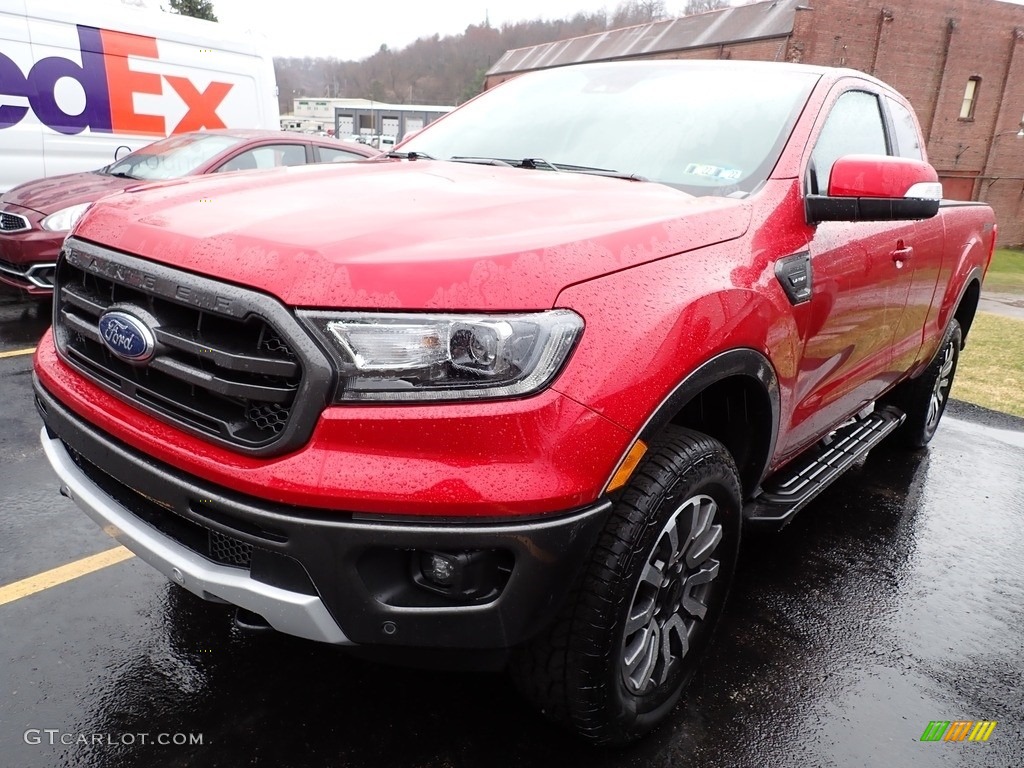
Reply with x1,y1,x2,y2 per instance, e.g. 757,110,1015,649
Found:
34,61,995,744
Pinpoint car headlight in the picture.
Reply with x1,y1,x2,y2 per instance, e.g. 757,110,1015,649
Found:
299,310,584,401
41,202,92,232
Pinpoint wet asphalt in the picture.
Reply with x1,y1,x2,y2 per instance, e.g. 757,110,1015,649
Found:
1,291,1022,768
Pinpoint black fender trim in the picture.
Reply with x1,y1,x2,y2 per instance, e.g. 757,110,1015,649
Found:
636,348,781,492
950,265,984,345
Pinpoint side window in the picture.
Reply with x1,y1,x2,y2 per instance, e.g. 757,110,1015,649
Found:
887,98,924,160
217,144,308,173
317,146,366,163
810,91,888,193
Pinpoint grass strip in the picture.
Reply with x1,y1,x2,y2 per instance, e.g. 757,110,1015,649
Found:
955,311,1024,418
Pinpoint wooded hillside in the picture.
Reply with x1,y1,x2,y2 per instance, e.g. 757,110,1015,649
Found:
273,1,732,112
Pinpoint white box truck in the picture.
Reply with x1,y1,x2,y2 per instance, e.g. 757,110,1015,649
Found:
0,0,279,191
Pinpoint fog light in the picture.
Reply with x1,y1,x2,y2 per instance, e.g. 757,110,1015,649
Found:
412,549,513,601
421,552,457,587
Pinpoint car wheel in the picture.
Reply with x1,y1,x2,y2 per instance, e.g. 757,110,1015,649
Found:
887,318,962,449
510,427,741,745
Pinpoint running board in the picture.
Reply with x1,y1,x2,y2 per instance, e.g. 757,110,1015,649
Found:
744,406,905,527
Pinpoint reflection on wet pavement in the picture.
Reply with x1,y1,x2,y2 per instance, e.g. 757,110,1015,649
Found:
0,293,51,347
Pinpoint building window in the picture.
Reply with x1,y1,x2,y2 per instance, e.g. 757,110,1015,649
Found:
960,77,980,120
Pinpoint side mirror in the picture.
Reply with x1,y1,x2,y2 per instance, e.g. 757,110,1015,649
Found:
114,145,132,161
806,155,942,223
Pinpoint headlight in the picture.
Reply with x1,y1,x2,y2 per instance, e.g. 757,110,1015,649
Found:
41,202,92,232
299,310,583,402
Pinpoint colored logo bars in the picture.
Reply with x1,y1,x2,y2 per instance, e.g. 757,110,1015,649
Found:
920,721,997,742
0,26,232,136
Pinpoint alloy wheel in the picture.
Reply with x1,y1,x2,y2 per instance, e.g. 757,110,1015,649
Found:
621,494,723,694
926,339,955,432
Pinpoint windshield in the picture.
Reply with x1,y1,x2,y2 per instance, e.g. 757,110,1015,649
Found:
402,62,819,196
102,133,246,181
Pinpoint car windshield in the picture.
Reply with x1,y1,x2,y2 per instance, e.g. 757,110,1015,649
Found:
401,62,819,196
102,133,246,181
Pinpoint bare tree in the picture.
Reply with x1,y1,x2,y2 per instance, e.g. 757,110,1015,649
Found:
612,1,668,27
273,7,647,109
684,0,730,15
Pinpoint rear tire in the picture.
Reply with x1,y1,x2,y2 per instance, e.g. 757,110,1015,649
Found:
886,319,961,449
510,427,741,745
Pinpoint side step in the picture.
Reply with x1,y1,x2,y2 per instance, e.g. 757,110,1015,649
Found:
744,406,905,527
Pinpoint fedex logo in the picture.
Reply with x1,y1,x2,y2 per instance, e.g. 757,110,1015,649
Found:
0,25,232,136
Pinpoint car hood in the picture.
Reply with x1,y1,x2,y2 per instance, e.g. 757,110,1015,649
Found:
72,161,752,310
2,171,139,215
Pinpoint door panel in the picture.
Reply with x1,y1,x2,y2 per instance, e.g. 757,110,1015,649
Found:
785,219,915,451
781,87,917,454
889,220,944,374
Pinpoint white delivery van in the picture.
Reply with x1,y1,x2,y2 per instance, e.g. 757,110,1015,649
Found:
0,0,279,191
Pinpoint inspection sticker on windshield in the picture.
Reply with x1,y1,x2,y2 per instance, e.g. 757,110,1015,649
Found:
684,163,742,181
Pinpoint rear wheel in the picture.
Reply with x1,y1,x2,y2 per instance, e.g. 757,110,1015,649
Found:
887,319,962,448
510,427,741,745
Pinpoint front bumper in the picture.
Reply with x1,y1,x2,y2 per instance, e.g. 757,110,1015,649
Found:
36,379,612,649
0,204,60,296
35,329,628,516
42,427,348,644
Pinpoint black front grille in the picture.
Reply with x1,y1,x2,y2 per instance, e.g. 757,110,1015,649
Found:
0,259,56,289
0,211,30,232
52,239,331,455
209,530,254,567
64,441,256,569
0,258,31,288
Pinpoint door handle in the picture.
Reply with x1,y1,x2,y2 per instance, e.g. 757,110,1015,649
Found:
892,245,913,266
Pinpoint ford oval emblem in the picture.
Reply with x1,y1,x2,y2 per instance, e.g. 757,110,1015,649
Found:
98,311,156,362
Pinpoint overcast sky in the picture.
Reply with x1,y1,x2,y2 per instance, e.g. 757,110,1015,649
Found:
205,0,710,60
118,0,1024,62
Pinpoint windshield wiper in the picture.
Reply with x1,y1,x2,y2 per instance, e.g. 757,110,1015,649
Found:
385,151,434,161
451,156,515,167
450,157,562,172
521,158,562,172
106,171,138,180
554,163,647,182
458,156,644,180
392,153,645,181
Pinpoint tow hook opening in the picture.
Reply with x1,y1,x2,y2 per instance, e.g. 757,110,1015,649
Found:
234,607,274,633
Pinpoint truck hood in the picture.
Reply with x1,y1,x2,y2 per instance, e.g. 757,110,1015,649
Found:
2,171,137,215
72,161,752,309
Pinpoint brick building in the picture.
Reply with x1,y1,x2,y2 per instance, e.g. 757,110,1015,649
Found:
485,0,1024,244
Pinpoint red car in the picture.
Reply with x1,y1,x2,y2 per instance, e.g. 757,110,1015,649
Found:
0,129,377,297
35,61,995,744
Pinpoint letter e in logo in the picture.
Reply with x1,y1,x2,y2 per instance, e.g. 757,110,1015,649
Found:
98,29,165,135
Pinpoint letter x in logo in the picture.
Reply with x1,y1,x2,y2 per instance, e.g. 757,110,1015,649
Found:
165,76,231,132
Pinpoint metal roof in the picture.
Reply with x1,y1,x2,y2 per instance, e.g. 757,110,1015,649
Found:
487,0,801,76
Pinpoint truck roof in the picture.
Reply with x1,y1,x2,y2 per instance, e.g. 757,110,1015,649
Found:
518,59,899,95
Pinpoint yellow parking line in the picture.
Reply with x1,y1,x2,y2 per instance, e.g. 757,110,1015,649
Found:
0,547,135,607
0,346,36,359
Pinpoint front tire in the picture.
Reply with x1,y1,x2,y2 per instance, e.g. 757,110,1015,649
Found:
510,427,741,745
